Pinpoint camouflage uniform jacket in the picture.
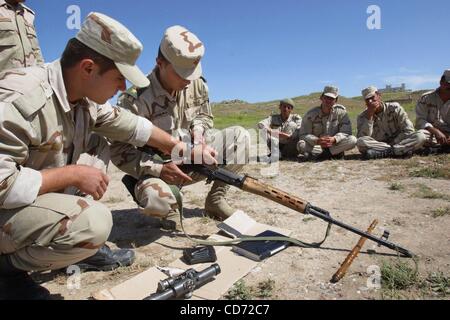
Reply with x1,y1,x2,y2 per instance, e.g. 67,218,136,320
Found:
111,69,213,178
257,113,302,138
0,60,153,209
415,89,450,133
0,0,44,71
357,102,414,143
299,104,352,145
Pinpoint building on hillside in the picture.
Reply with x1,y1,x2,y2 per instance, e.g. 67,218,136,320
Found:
378,83,411,93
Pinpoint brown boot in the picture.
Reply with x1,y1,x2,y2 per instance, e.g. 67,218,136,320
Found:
204,181,235,221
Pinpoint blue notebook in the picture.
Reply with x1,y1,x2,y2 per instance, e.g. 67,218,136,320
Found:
231,230,290,261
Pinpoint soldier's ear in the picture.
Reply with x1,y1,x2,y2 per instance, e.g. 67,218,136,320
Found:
79,59,96,77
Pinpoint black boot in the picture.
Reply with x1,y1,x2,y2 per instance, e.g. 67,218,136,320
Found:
74,244,135,272
0,254,51,300
364,148,394,160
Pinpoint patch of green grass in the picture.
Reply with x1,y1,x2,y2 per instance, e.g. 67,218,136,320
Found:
381,260,419,299
410,167,450,179
255,279,275,298
423,272,450,297
225,280,254,300
431,207,450,218
389,182,405,191
413,184,450,201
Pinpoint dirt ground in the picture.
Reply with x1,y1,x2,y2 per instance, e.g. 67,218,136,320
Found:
38,152,450,300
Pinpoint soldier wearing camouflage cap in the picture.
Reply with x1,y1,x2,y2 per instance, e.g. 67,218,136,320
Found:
356,86,426,159
0,0,44,71
111,25,249,225
297,86,357,161
415,70,450,153
257,98,302,160
0,13,215,299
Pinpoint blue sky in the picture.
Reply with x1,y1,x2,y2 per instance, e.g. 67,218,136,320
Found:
29,0,449,103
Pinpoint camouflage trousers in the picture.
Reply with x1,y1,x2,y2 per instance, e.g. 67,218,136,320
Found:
135,126,250,217
357,131,427,156
297,135,357,157
267,137,300,159
0,134,112,272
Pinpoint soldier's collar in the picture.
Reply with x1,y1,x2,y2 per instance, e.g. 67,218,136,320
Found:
48,60,72,113
1,0,26,13
150,70,177,102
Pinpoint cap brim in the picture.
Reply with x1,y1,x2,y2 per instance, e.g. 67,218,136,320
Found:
323,93,338,99
115,62,150,88
172,62,202,81
364,93,376,99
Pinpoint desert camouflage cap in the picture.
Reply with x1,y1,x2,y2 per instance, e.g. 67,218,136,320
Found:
362,86,378,99
280,98,295,108
443,69,450,84
76,12,149,88
160,25,204,81
323,85,339,99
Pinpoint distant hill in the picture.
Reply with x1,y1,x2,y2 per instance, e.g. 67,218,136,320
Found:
212,89,433,130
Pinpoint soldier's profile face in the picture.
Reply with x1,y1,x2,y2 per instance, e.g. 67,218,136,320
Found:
85,66,126,104
157,59,191,92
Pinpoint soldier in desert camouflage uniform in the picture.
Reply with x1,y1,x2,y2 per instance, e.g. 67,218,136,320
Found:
0,0,43,71
415,69,450,153
111,25,249,225
297,86,357,161
0,13,215,300
257,98,302,160
357,86,426,159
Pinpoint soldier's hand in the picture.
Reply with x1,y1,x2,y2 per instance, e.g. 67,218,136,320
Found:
434,130,448,145
160,162,192,185
192,144,218,165
73,165,109,200
278,132,291,140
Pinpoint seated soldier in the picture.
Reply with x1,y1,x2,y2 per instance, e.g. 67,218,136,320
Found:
357,86,426,159
415,69,450,154
297,86,356,161
257,98,302,160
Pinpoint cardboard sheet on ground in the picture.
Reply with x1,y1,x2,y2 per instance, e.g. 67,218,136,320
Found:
92,210,291,300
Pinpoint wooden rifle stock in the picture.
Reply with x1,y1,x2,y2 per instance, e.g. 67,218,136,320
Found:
242,176,308,213
331,219,378,283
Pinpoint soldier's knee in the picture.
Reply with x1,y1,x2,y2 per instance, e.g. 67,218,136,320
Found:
78,202,113,246
347,135,358,146
356,137,369,152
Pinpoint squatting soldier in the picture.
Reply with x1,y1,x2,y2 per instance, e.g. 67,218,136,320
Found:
357,86,426,159
0,13,215,299
111,25,249,225
297,86,356,161
257,98,302,160
0,0,44,71
415,69,450,152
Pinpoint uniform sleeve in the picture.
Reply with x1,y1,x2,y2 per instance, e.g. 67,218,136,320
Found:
0,104,42,209
357,113,373,138
257,116,272,130
109,142,163,178
190,80,214,134
415,98,432,130
299,114,318,145
92,101,152,148
334,113,352,143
